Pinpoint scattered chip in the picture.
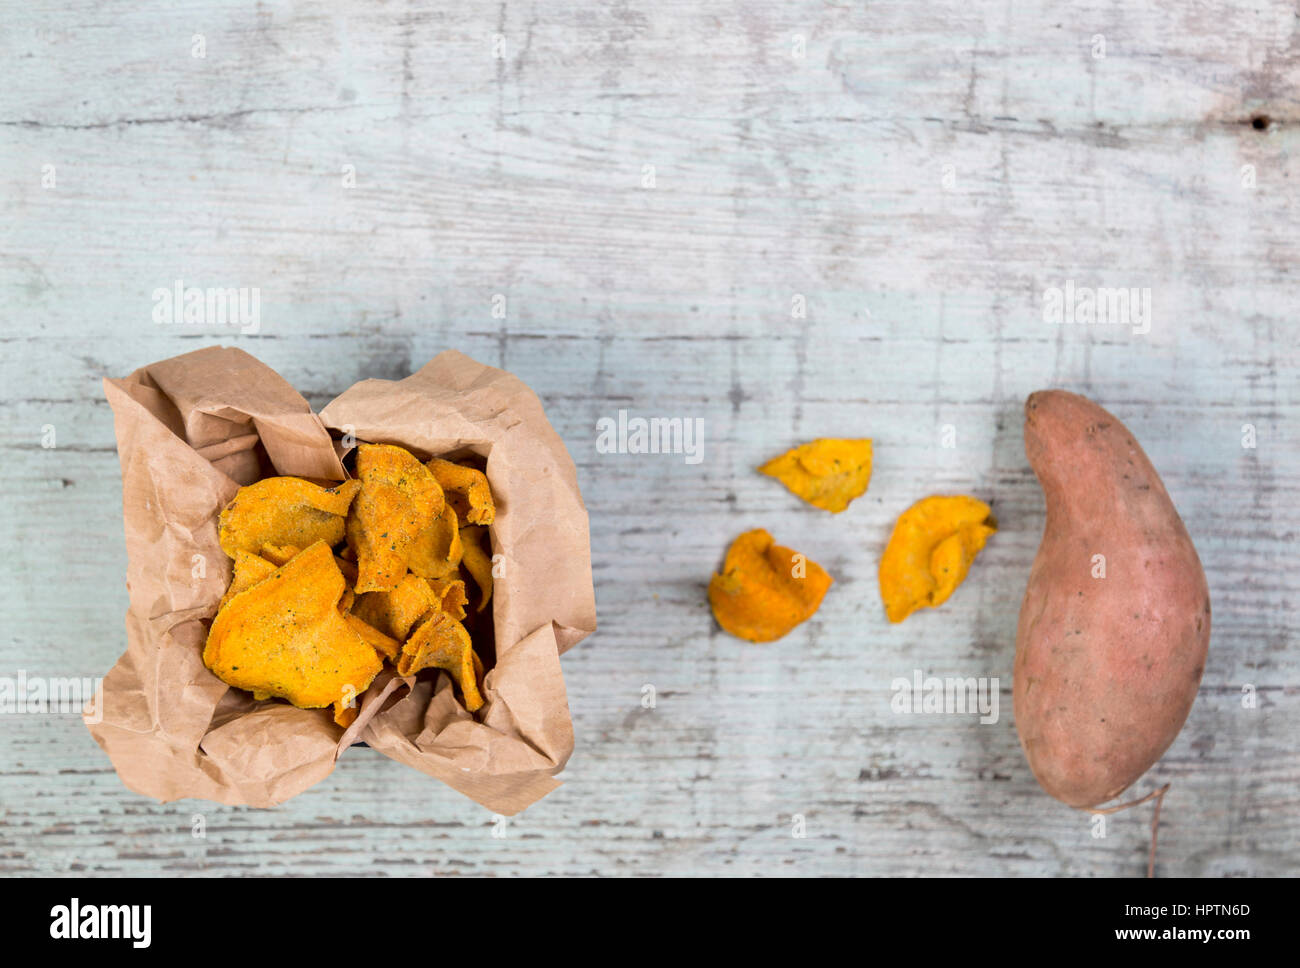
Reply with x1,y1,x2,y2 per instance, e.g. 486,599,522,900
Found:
396,612,484,712
758,438,873,513
218,478,360,557
708,529,833,642
879,495,996,623
346,444,444,593
426,457,495,526
203,541,383,709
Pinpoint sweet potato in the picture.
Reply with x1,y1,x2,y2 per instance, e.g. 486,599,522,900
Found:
1014,390,1211,808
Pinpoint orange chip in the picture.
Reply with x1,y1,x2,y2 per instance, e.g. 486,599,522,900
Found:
408,504,463,579
878,496,996,623
218,478,360,558
346,444,444,593
334,701,359,729
396,612,484,712
352,572,438,642
332,556,357,615
344,612,401,661
203,541,383,709
425,576,468,622
334,556,358,587
426,458,495,526
459,525,494,614
218,551,278,611
758,438,873,513
707,528,833,642
259,543,301,567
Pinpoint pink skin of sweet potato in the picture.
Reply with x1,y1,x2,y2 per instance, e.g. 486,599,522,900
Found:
1014,390,1211,808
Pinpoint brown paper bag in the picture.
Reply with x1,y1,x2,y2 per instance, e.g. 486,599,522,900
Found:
86,345,596,813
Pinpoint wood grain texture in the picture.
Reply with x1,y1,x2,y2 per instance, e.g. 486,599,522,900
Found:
2,0,1297,876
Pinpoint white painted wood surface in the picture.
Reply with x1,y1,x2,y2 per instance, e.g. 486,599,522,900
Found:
2,0,1297,876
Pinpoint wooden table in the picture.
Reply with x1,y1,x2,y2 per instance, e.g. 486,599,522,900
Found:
2,0,1296,876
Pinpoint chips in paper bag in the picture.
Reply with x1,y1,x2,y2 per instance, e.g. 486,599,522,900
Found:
91,346,595,813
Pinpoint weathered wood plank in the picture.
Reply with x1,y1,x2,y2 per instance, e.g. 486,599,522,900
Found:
1,0,1296,876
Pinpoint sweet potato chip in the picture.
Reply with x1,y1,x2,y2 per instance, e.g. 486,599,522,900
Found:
203,541,383,709
425,576,468,622
218,551,278,611
259,543,301,567
346,444,444,593
334,556,358,587
334,701,359,729
396,612,484,711
344,612,401,661
708,528,833,642
878,495,996,623
408,504,463,579
352,572,438,642
426,457,495,526
218,478,360,558
758,438,873,513
459,525,494,614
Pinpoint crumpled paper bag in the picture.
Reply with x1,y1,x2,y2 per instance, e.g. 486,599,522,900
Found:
86,345,596,813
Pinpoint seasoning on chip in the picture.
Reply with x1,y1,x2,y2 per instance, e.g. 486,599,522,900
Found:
878,495,996,623
204,541,383,709
427,457,495,525
346,444,444,593
758,438,873,513
708,528,832,642
218,478,360,557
